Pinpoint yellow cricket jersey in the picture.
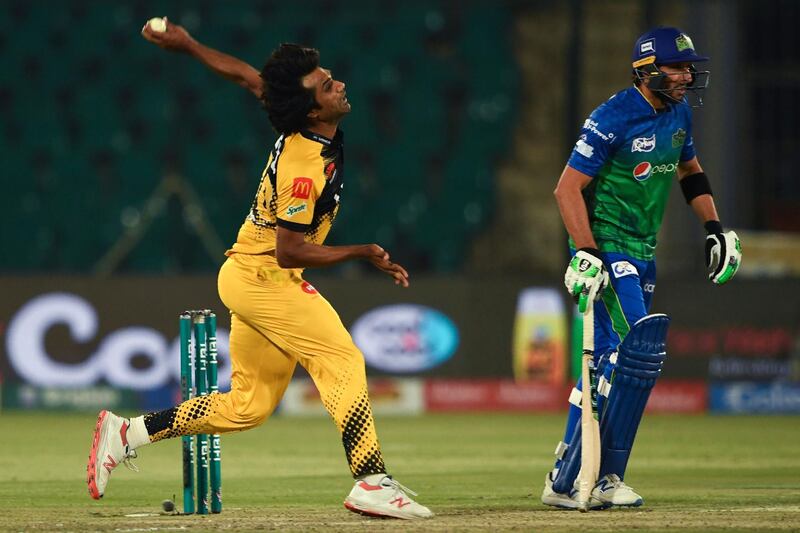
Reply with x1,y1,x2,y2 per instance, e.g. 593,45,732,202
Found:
226,129,344,265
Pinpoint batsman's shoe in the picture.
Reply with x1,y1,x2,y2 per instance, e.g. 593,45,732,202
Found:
592,474,643,507
87,410,138,499
344,476,433,519
541,472,606,510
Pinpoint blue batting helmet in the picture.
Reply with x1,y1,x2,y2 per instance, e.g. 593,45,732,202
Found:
632,26,709,69
631,27,710,107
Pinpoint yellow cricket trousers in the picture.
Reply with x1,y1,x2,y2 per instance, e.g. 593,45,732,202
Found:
144,253,386,477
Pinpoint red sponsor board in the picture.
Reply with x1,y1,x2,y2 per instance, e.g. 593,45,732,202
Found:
424,379,707,413
668,327,793,358
645,380,707,413
424,379,563,412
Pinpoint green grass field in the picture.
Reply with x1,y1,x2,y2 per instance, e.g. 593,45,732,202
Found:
0,412,798,532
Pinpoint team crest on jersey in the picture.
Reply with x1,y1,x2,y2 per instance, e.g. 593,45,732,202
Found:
611,261,638,278
672,128,687,148
632,162,652,181
631,134,656,153
292,177,313,199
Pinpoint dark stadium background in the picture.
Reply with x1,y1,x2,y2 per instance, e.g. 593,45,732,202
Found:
1,0,798,415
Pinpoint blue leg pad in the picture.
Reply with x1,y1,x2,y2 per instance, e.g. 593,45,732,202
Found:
554,398,581,472
598,314,669,480
595,350,616,422
551,351,615,494
551,377,583,494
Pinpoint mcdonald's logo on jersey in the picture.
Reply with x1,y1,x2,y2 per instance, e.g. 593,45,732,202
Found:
292,177,313,199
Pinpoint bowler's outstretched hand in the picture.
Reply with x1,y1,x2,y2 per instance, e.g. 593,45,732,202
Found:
364,244,409,288
141,17,197,52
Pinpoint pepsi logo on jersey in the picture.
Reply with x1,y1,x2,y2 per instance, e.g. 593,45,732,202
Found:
632,161,679,181
633,162,653,181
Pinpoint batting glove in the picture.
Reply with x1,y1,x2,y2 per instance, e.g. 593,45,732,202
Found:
564,248,609,313
704,221,742,285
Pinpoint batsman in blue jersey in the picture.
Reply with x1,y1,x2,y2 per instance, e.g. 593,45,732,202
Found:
542,27,742,509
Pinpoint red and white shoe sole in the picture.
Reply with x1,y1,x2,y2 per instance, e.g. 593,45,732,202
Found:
344,501,397,519
343,500,426,520
86,410,108,500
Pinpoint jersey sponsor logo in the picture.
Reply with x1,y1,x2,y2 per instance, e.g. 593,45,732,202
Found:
291,177,313,199
633,161,678,181
575,138,594,158
286,204,307,217
672,128,687,148
631,134,656,153
643,283,655,293
639,38,656,55
611,260,638,278
582,119,614,142
652,162,678,175
301,281,318,294
633,162,652,181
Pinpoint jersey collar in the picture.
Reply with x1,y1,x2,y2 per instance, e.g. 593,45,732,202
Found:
632,86,670,115
300,129,344,146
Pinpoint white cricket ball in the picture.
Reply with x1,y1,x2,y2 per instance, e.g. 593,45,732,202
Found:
147,17,167,33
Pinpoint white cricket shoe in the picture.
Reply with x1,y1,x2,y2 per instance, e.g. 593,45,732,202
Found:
541,472,606,510
592,474,643,507
344,475,433,519
87,410,138,499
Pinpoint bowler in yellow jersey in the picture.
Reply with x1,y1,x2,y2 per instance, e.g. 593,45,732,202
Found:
86,19,432,520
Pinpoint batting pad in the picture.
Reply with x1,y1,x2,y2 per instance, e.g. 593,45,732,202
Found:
595,350,617,417
598,313,669,480
551,349,617,494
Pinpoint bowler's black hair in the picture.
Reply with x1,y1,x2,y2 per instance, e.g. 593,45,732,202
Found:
260,44,320,135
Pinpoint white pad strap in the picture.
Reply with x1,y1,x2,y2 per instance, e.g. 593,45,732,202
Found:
568,387,582,408
554,440,568,460
597,376,612,398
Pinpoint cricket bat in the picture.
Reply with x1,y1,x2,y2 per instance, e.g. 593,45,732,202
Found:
577,301,601,512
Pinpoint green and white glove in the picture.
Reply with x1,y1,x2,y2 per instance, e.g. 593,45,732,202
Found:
704,221,742,285
564,248,609,313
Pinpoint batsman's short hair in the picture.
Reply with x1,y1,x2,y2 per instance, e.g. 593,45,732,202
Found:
260,44,321,135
